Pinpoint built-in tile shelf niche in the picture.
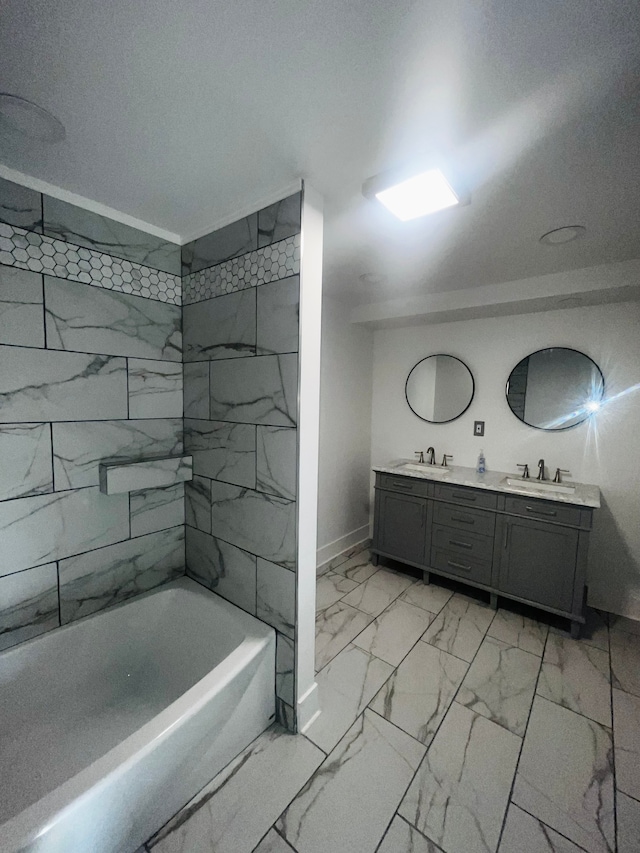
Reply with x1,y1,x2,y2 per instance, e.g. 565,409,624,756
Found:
99,455,193,495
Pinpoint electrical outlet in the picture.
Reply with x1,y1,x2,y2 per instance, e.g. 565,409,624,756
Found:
474,420,485,436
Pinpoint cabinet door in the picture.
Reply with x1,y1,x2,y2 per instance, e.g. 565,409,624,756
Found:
374,490,428,566
497,517,579,612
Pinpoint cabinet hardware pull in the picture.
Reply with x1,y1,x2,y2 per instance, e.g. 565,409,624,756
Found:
449,539,472,549
448,559,472,571
525,505,557,517
453,492,476,501
393,481,412,489
451,514,474,524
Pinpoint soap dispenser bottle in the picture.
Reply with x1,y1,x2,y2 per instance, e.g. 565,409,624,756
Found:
476,449,486,474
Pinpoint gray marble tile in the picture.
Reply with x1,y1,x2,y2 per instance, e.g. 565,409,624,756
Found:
488,608,549,657
315,571,359,613
130,483,184,537
499,804,587,853
537,633,611,726
210,480,296,569
44,276,181,361
0,177,42,231
0,265,44,347
276,632,295,706
257,558,296,637
341,568,415,617
148,725,323,853
276,698,296,731
186,527,256,615
183,361,209,419
305,644,394,753
253,829,296,853
609,614,640,637
315,601,373,671
257,193,301,248
42,196,181,274
399,581,454,615
331,550,379,584
613,688,640,800
617,791,640,853
99,455,191,495
185,418,255,487
256,276,299,355
210,353,297,427
256,425,296,500
52,419,182,489
128,359,183,418
457,635,541,736
316,542,370,577
0,423,52,501
0,487,128,577
512,696,615,853
183,288,255,361
0,346,127,423
181,214,258,276
59,526,184,623
551,608,610,652
0,562,59,651
610,630,640,697
353,598,434,666
185,475,212,533
422,594,495,661
277,709,425,853
369,640,468,745
399,702,521,853
378,817,444,853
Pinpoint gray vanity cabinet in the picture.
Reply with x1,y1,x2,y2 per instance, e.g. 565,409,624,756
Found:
373,489,429,566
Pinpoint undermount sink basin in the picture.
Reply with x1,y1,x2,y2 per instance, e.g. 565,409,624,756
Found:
501,476,576,496
396,462,451,476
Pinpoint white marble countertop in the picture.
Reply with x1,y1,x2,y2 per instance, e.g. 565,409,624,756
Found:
373,459,601,509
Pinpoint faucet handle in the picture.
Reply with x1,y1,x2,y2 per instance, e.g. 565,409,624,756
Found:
517,463,530,479
553,468,571,484
414,451,425,464
441,454,453,467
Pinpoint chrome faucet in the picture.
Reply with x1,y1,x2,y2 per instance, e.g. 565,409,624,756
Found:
426,447,436,465
517,463,530,479
442,454,453,467
537,459,546,481
414,451,425,464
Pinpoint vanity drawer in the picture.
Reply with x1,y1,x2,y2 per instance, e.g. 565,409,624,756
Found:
430,547,492,586
433,482,498,510
504,496,581,527
433,501,496,537
377,473,431,498
432,524,494,562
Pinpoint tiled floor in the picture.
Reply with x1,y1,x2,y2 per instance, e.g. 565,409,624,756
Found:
142,547,640,853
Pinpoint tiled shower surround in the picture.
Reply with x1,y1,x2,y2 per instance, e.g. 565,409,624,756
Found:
182,191,302,728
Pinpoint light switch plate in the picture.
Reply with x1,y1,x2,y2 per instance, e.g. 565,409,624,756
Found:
474,420,485,436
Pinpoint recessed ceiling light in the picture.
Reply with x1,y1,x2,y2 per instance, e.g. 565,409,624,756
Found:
0,93,66,143
539,225,586,246
359,273,387,285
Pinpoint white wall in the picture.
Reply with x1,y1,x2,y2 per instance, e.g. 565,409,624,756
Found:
317,295,374,563
370,300,640,619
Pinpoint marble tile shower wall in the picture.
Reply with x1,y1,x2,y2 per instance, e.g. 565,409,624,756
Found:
182,191,301,729
0,176,185,652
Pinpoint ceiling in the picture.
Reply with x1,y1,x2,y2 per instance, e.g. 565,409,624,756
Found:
1,0,639,303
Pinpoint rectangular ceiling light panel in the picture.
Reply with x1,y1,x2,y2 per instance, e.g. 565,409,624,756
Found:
374,168,460,221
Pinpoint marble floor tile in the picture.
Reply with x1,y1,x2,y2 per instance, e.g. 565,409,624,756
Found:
457,635,541,736
369,641,468,746
341,568,415,617
277,709,425,853
609,614,640,637
551,608,609,652
314,601,372,671
353,598,434,666
399,701,521,853
253,828,297,853
330,550,378,584
422,594,494,661
512,696,615,853
613,688,640,800
398,580,453,615
537,633,611,726
377,816,444,853
148,726,323,853
617,791,640,853
610,630,640,697
488,608,549,657
305,644,393,753
499,804,587,853
315,571,359,613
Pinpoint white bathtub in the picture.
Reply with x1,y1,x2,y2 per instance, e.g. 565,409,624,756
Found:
0,577,276,853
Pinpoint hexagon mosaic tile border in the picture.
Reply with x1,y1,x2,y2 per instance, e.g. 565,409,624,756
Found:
0,222,181,305
182,233,300,305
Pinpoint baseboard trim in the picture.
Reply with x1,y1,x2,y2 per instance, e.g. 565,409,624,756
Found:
297,681,320,733
316,525,370,570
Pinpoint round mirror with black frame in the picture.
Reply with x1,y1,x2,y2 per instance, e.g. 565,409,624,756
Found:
506,346,605,431
405,354,475,424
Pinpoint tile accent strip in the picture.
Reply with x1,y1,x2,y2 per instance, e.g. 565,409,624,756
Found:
182,234,300,305
0,222,181,305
